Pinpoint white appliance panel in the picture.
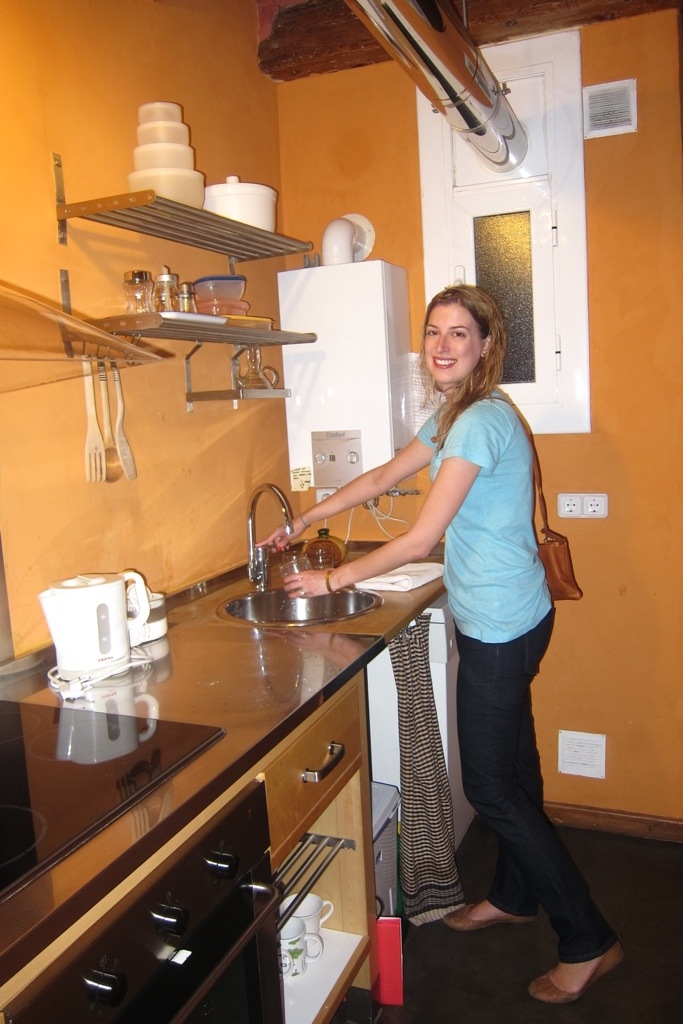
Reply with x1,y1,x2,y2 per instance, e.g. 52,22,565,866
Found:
278,261,413,488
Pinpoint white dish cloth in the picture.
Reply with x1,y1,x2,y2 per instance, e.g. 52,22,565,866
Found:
356,562,444,592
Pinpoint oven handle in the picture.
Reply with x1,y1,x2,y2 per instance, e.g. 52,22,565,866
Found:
167,881,280,1024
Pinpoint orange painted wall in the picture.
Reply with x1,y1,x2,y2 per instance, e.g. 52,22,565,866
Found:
0,0,296,652
0,2,680,821
277,11,683,819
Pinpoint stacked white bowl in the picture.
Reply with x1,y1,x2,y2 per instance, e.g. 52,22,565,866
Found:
128,102,205,209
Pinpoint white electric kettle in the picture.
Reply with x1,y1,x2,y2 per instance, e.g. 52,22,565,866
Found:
39,572,150,680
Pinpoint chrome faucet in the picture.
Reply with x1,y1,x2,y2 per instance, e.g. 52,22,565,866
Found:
247,483,294,591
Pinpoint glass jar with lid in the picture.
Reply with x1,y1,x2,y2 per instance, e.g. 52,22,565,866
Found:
153,271,179,312
177,282,197,314
123,270,154,314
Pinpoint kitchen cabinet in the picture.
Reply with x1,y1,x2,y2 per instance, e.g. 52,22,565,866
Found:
0,674,377,1024
55,179,318,405
265,679,377,1024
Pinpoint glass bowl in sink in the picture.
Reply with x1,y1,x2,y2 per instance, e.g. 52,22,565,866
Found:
217,588,382,627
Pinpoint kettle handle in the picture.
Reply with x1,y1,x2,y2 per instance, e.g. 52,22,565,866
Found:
123,570,150,627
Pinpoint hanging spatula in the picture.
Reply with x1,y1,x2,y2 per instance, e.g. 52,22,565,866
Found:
111,362,137,480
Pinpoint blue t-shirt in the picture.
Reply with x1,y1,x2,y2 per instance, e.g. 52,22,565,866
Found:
418,396,551,642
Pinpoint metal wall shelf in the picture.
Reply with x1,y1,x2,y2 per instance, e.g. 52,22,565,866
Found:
90,312,316,349
57,188,314,264
89,313,316,409
52,162,317,406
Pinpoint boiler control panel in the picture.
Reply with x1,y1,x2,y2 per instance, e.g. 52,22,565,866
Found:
311,430,363,487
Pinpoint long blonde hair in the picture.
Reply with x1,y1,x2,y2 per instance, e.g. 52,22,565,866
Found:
419,284,507,450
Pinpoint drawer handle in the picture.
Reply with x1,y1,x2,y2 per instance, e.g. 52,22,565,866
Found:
302,741,345,783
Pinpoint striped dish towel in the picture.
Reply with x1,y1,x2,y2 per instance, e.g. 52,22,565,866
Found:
389,614,464,924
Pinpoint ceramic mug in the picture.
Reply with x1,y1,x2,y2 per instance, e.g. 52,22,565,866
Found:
280,892,334,935
278,916,324,978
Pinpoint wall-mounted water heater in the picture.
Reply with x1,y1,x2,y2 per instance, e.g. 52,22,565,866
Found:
278,261,414,492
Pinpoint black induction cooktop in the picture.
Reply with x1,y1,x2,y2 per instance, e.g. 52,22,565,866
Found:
0,699,224,902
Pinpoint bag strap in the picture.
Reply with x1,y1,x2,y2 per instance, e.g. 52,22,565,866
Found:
528,433,550,535
491,392,560,544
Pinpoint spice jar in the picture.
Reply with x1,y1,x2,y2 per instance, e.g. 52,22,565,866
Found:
177,281,197,313
123,270,154,314
153,269,179,312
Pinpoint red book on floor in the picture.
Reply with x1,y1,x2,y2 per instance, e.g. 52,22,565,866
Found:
372,917,403,1006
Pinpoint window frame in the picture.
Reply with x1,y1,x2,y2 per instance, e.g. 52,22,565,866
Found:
417,30,591,433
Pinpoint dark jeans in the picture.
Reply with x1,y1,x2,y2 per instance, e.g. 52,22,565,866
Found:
455,610,617,962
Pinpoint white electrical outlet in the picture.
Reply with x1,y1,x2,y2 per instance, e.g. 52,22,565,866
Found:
582,493,608,517
558,493,582,517
316,487,337,502
557,493,609,518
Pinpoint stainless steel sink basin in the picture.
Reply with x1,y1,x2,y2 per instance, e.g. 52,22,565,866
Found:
218,587,382,627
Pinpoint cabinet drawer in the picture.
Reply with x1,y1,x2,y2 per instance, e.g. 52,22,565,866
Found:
265,686,362,866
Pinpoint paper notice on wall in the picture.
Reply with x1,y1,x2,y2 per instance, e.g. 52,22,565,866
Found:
290,467,312,491
558,730,606,778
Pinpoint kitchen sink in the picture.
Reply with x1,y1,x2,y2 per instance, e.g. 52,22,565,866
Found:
218,587,382,627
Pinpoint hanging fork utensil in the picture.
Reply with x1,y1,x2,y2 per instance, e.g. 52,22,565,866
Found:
97,360,123,482
111,361,137,480
82,361,105,483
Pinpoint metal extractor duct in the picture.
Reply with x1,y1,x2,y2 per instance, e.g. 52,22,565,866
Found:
343,0,528,172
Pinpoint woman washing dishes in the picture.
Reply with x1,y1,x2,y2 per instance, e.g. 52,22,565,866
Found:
259,284,622,1003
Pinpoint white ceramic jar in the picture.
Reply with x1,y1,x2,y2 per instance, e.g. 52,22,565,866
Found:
203,176,277,231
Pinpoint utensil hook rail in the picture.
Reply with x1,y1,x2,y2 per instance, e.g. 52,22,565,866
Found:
273,831,356,931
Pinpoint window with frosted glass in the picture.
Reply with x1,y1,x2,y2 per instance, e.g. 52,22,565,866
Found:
473,211,535,384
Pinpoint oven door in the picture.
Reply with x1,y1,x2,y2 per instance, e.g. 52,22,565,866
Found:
4,782,285,1024
123,854,282,1024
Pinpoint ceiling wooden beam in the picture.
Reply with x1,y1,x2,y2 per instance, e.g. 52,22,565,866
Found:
256,0,681,81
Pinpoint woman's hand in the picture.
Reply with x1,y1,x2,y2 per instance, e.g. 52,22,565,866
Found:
281,569,330,599
257,515,307,552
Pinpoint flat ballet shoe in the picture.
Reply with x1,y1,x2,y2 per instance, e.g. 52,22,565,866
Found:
528,941,624,1004
443,903,536,932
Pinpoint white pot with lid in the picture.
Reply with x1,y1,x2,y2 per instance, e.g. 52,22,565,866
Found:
204,176,277,231
39,572,150,680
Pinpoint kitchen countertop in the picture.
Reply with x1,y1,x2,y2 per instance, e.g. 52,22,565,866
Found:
0,549,445,990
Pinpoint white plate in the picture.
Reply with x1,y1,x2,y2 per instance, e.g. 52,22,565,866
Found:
159,312,227,325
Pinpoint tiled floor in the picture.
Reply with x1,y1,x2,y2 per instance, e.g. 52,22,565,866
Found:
373,817,683,1024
